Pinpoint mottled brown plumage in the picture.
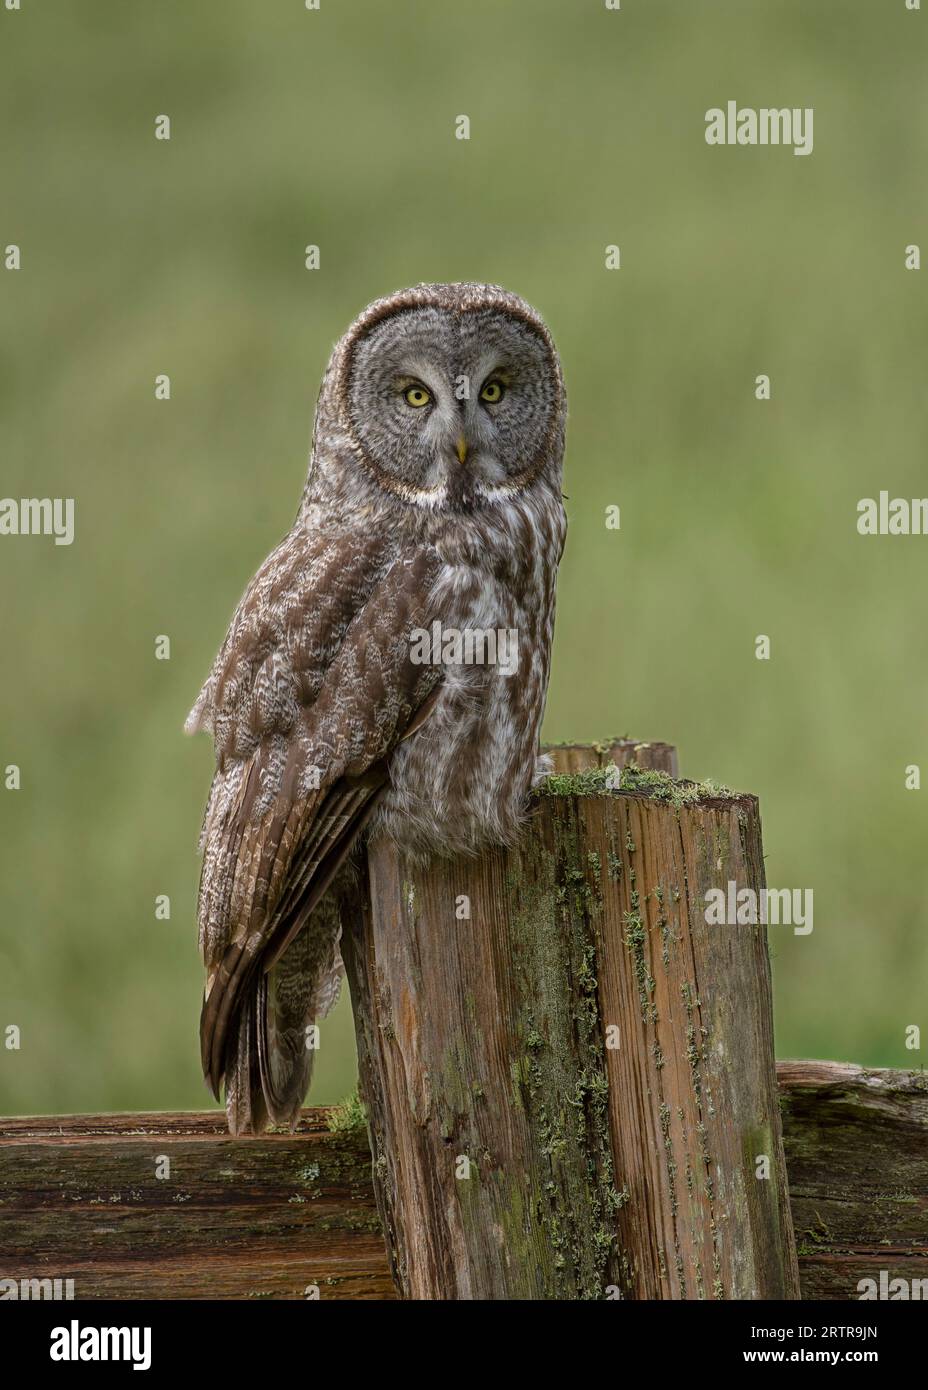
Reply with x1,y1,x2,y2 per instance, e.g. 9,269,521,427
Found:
187,283,567,1133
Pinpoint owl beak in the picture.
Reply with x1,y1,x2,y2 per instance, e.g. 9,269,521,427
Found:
455,434,468,465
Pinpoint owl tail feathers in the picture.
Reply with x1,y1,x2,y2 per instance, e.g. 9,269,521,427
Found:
220,972,317,1136
218,918,344,1136
223,987,271,1136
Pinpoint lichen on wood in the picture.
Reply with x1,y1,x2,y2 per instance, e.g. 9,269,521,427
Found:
342,741,799,1300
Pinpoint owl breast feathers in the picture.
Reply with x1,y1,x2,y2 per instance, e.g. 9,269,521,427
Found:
186,283,567,1133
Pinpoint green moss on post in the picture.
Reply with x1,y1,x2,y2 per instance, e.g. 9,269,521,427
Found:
341,740,799,1300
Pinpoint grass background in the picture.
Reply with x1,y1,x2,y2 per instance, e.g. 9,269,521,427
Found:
1,0,926,1117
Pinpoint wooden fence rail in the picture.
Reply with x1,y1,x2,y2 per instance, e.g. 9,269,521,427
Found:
0,1063,925,1300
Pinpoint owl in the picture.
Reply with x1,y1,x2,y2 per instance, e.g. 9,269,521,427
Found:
186,283,567,1134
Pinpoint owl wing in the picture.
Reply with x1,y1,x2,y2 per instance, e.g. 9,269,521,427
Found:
188,532,443,1103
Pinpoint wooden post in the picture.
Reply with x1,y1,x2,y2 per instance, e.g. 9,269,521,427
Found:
341,745,800,1300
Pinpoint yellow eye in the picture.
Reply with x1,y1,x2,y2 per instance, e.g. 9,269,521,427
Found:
480,380,505,404
404,385,431,408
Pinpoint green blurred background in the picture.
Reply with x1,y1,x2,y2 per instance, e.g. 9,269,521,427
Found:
1,0,926,1118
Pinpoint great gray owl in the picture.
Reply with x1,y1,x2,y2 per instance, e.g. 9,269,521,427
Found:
186,282,567,1134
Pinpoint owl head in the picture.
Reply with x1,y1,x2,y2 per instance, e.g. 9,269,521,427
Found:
315,283,565,511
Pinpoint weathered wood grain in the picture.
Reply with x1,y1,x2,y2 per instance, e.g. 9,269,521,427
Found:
0,1110,393,1301
342,768,799,1299
544,737,679,778
777,1061,928,1301
0,1063,924,1300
